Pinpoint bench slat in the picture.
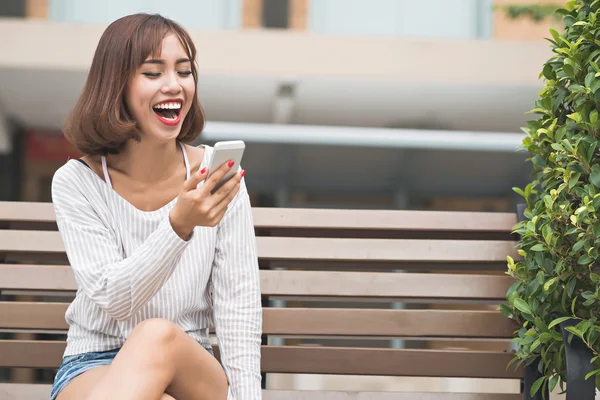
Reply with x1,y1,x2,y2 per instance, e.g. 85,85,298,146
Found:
0,202,56,224
263,392,523,400
0,303,516,338
267,392,522,400
0,265,513,301
263,308,515,338
0,202,517,232
0,384,523,400
0,341,522,378
0,231,519,263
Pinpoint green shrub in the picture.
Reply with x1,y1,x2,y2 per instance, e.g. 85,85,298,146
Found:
507,0,600,397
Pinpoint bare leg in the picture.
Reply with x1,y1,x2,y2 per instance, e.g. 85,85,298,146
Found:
57,319,227,400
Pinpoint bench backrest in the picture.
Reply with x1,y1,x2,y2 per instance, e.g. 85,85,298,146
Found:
0,201,522,381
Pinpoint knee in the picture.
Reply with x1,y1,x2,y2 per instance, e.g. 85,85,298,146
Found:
131,318,181,349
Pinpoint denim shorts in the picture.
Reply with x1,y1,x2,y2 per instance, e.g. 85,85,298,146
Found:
49,345,215,400
49,348,120,400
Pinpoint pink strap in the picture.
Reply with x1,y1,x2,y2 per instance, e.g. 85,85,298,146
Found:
101,155,112,188
180,142,190,180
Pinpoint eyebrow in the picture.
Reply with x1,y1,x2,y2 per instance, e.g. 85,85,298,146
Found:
143,58,191,65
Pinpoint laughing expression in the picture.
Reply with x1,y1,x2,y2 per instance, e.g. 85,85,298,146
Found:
125,33,196,143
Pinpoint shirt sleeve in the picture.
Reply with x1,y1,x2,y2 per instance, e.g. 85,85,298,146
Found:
51,166,192,321
211,178,263,400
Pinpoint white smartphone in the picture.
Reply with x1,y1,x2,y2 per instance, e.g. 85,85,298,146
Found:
206,140,245,192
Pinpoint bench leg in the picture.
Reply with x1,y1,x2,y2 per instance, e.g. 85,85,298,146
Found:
560,320,595,400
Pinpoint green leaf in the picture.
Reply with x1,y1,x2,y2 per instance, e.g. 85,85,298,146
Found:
569,172,581,189
591,78,600,93
544,277,558,291
540,332,553,343
549,375,559,392
532,243,548,252
591,109,599,124
514,298,533,315
506,282,521,299
549,316,573,329
573,239,587,252
586,72,596,87
543,63,555,80
565,326,583,338
591,165,600,188
567,278,577,297
551,143,565,151
570,84,586,93
530,339,542,352
549,28,561,43
593,223,600,238
562,139,574,152
513,187,526,197
568,112,581,122
585,142,597,167
585,369,600,380
499,304,513,318
535,316,548,332
530,376,545,397
536,270,545,285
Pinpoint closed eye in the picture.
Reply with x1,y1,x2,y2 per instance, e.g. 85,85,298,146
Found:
142,72,161,78
178,71,193,76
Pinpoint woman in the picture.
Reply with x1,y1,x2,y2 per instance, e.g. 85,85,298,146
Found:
49,13,262,400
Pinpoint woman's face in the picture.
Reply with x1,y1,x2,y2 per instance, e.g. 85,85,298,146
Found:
125,33,196,143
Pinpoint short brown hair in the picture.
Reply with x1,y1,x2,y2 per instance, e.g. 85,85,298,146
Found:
64,13,205,155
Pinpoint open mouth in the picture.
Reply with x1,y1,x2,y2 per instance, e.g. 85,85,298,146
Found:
152,100,183,124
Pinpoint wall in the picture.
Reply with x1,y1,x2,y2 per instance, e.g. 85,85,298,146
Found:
308,0,492,39
48,0,242,29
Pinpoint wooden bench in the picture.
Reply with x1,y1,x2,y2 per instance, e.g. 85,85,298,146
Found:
0,201,524,400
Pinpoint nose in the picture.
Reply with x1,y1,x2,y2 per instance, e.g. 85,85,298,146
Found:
161,71,182,94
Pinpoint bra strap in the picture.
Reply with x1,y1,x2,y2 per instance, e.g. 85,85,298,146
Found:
180,142,191,180
101,155,113,188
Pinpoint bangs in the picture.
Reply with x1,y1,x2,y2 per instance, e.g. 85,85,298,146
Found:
129,16,196,71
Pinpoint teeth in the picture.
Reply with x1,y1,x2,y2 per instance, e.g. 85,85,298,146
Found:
153,102,182,110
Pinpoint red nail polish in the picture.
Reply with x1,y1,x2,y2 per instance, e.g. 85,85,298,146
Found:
200,167,207,174
227,160,235,168
240,170,246,178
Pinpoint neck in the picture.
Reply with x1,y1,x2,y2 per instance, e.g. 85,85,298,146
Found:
108,138,182,184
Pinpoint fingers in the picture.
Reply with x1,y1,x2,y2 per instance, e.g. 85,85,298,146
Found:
203,160,236,192
215,180,241,210
182,167,208,191
208,182,240,225
211,168,243,200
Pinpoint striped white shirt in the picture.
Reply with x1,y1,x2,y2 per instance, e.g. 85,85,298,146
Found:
51,145,263,400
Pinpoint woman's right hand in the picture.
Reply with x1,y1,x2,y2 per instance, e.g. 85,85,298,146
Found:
169,161,245,240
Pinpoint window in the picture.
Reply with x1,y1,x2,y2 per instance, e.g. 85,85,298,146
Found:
0,0,25,17
263,0,288,28
243,0,307,30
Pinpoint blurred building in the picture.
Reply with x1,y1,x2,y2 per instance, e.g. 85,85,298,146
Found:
0,0,566,396
0,0,563,211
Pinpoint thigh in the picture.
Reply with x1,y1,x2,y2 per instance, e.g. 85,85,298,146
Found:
57,366,109,400
58,366,176,400
66,320,226,400
160,330,228,400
